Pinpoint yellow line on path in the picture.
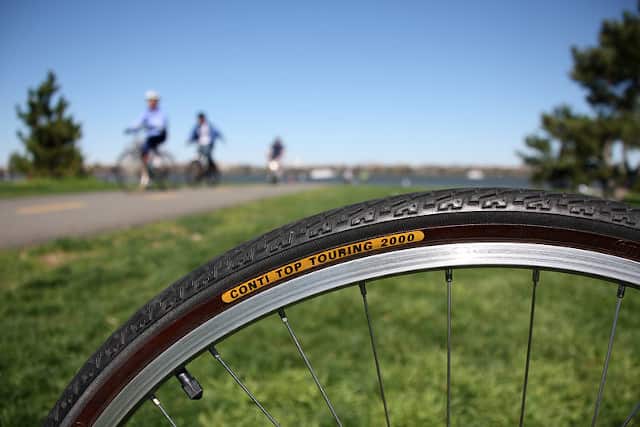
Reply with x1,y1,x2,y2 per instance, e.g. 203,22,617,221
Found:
17,201,86,215
143,193,179,201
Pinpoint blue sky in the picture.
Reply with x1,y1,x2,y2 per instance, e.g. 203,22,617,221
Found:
0,0,635,167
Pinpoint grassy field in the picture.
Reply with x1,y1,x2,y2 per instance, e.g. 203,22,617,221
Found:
0,177,119,198
624,191,640,205
0,186,638,426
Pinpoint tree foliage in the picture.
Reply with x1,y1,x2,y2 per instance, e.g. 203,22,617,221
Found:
520,5,640,194
10,71,84,177
571,9,640,115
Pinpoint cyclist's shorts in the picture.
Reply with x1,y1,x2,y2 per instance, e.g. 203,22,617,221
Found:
142,132,166,155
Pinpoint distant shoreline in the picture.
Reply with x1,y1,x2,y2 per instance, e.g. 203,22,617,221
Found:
84,163,530,179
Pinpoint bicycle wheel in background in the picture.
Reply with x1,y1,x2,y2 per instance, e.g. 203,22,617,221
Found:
46,188,640,426
185,160,204,186
206,160,221,185
114,149,144,190
149,151,175,189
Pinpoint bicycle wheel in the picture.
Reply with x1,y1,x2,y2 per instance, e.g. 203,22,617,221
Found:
185,160,204,186
46,188,640,426
115,150,144,190
150,151,175,189
206,160,220,185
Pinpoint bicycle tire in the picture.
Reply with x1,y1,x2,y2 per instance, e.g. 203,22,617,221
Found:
185,160,203,185
207,161,220,185
114,150,143,190
151,151,175,188
46,188,640,426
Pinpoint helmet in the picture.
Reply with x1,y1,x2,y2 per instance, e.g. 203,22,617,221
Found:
145,90,160,101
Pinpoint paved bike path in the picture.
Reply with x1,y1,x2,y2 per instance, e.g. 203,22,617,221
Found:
0,184,322,248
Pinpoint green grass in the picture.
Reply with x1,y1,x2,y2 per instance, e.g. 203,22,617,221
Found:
0,186,638,426
0,177,118,198
624,192,640,206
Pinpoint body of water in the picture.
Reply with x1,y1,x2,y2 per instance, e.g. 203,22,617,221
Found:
221,173,531,189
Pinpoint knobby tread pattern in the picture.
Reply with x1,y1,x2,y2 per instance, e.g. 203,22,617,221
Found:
46,188,640,425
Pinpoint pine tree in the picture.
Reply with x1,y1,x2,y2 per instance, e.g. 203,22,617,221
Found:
10,71,84,177
572,7,640,181
520,5,639,194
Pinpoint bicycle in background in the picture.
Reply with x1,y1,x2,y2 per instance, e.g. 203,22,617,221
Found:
267,158,283,184
114,130,174,190
185,142,221,186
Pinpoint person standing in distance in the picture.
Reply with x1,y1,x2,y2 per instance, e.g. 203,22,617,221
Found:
125,90,168,187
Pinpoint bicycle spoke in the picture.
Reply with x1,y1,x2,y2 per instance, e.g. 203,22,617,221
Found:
209,346,280,427
621,401,640,427
278,308,343,426
519,269,540,427
359,282,391,427
591,284,626,427
150,394,178,427
445,268,453,427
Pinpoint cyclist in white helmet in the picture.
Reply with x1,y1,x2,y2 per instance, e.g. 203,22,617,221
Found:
125,91,169,185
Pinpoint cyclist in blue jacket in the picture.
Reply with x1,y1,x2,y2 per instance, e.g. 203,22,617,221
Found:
189,112,223,172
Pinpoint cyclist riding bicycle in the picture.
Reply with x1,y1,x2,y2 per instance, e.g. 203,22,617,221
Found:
125,90,168,187
267,137,285,183
188,112,223,174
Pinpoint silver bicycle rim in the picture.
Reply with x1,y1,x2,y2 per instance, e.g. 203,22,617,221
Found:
90,242,640,426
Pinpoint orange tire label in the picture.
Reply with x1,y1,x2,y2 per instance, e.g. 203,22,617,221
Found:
221,230,425,304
